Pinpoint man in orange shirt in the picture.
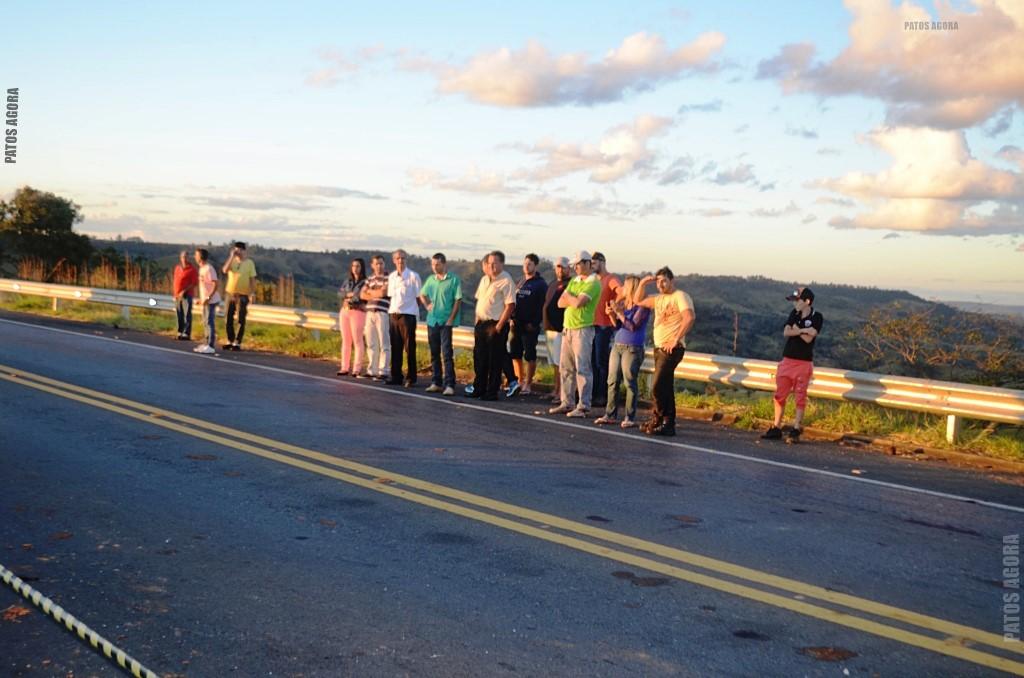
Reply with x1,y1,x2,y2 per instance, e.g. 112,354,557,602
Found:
590,252,621,408
172,250,198,340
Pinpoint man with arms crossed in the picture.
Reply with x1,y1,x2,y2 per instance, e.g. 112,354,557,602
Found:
549,251,601,418
762,287,823,444
362,255,391,381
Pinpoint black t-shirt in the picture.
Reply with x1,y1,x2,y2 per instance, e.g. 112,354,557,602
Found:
782,308,824,361
514,275,548,328
543,278,568,332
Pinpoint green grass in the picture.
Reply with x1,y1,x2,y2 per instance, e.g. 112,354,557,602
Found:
675,386,1024,463
3,292,1022,463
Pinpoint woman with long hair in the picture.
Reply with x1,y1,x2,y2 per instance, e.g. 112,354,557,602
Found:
595,275,650,428
338,257,368,377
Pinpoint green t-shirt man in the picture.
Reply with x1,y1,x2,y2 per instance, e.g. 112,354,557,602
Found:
563,274,602,329
420,273,463,327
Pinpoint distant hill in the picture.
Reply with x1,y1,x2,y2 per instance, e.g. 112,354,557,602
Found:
89,238,1023,387
944,300,1024,321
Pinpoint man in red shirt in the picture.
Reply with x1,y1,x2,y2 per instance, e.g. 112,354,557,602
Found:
590,252,621,408
172,249,199,340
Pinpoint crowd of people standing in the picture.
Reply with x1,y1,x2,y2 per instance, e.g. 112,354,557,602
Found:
171,246,823,441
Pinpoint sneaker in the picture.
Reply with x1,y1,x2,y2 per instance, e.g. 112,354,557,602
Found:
786,427,803,444
621,418,637,429
506,380,521,398
442,386,455,396
232,343,242,351
194,345,216,354
464,384,475,396
425,384,443,393
594,415,618,425
761,426,783,440
651,422,676,437
566,407,589,418
548,403,572,415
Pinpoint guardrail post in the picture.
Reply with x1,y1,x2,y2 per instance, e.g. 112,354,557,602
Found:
311,329,321,342
946,415,962,444
121,306,131,321
52,298,60,311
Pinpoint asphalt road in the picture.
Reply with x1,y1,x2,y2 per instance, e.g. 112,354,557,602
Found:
1,311,1022,677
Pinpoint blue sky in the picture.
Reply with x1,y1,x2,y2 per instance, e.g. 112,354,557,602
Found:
4,1,1023,303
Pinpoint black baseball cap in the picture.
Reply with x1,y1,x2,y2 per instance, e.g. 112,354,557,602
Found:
786,286,814,302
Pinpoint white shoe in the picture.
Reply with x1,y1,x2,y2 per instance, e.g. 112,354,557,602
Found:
425,384,443,393
194,345,216,354
566,407,590,418
442,386,455,396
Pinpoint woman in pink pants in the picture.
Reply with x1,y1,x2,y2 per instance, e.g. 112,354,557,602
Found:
338,258,368,377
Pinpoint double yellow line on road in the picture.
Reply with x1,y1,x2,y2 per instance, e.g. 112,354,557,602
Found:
2,363,1021,675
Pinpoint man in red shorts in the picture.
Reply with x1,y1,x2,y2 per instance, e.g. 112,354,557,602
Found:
762,287,823,444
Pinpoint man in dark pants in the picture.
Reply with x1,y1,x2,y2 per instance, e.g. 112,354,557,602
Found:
469,251,515,401
386,249,422,387
637,267,695,436
590,252,621,408
172,249,198,340
221,241,257,351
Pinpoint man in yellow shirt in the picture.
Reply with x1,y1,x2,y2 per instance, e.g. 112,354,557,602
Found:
637,266,695,436
221,241,257,351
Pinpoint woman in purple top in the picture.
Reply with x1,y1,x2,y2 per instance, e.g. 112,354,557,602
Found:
595,276,650,428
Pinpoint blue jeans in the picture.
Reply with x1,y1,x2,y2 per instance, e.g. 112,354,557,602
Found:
606,343,643,419
428,324,455,388
202,302,218,348
175,295,193,338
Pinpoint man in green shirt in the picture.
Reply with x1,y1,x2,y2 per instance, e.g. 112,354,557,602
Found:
549,251,602,417
418,252,463,396
221,241,257,351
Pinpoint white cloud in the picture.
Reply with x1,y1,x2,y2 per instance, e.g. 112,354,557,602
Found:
408,168,520,194
515,194,665,219
756,0,1024,129
820,127,1024,235
750,201,801,218
516,115,673,183
425,31,725,107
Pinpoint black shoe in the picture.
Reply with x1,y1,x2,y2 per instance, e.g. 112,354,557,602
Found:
786,427,803,444
385,379,402,386
480,394,498,401
176,335,188,341
761,426,783,440
337,370,349,377
651,420,676,437
222,344,234,351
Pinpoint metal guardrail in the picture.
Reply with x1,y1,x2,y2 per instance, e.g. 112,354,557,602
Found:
3,278,1022,441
